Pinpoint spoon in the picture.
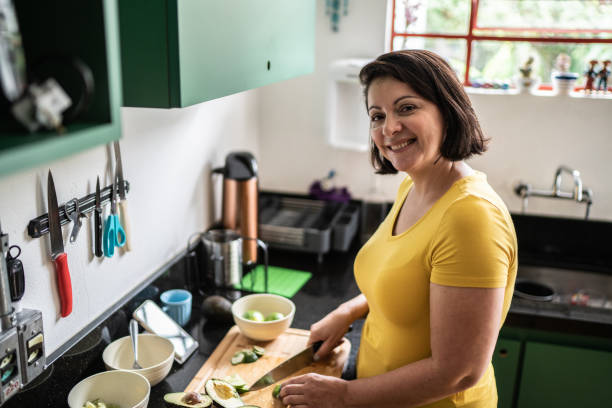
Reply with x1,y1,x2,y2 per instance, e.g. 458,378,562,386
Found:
129,319,143,369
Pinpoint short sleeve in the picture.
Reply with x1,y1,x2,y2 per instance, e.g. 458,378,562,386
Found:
430,195,515,288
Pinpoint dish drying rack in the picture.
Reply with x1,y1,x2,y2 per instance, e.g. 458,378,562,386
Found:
258,192,360,263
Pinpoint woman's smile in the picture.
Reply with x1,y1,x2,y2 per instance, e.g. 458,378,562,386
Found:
387,137,417,152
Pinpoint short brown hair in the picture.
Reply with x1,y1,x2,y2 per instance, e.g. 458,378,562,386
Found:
359,49,488,174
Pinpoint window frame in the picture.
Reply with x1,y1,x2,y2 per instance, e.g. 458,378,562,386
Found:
389,0,612,89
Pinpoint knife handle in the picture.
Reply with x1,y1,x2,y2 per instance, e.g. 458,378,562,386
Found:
312,340,323,354
118,200,132,252
54,253,73,317
94,208,103,257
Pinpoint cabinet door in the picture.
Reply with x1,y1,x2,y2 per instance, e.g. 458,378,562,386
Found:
492,338,521,408
120,0,315,108
517,341,612,408
176,0,315,107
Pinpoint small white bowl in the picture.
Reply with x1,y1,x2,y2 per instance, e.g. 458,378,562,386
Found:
231,293,295,341
102,333,174,386
67,370,150,408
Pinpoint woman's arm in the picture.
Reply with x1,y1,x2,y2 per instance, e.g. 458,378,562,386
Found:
281,285,503,407
310,294,369,360
341,284,504,408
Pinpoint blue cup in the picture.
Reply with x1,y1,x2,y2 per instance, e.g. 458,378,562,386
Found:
160,289,192,326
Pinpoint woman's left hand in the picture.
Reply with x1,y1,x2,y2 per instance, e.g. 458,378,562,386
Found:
279,373,349,408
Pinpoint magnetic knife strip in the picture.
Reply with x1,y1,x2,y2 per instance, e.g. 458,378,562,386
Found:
27,180,130,239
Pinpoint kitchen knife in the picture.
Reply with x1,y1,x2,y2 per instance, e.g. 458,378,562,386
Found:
47,170,73,317
94,176,103,257
113,141,132,251
249,341,323,391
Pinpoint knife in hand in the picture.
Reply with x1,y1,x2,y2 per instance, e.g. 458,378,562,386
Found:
249,340,324,391
47,170,73,317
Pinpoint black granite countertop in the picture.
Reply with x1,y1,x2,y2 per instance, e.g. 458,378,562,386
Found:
6,237,612,408
4,243,363,408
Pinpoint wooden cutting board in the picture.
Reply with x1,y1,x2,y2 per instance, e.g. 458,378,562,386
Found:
185,325,351,408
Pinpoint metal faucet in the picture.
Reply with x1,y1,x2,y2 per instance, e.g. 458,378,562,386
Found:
553,165,583,202
515,165,593,219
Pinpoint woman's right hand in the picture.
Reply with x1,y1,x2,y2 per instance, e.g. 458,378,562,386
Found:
308,306,353,361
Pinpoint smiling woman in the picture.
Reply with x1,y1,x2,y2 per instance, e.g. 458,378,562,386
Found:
278,50,517,408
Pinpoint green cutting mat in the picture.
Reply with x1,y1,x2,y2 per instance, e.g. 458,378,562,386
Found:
234,265,312,298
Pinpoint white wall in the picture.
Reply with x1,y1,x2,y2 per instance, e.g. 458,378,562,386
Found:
258,0,612,221
0,90,260,355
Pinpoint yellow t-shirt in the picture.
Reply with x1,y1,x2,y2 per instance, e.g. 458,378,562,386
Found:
354,171,517,408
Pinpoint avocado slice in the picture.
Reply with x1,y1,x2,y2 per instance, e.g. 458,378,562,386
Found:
163,392,212,407
204,379,243,408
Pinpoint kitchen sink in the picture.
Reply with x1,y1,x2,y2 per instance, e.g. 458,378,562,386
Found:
511,265,612,324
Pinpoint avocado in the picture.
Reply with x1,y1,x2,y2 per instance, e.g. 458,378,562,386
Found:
201,296,233,322
223,374,249,394
205,379,243,408
163,392,212,407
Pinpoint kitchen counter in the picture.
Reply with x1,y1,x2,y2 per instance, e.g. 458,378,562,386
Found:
5,234,612,407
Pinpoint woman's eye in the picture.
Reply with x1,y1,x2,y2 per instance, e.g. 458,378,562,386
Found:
370,114,383,122
399,105,415,113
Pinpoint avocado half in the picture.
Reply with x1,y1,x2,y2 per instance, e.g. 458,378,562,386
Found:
204,379,243,408
163,392,212,407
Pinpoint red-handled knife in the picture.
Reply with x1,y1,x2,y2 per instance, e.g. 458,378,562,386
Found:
47,170,72,317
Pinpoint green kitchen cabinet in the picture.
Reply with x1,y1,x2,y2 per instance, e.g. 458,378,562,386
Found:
0,0,122,177
516,341,612,408
492,338,521,408
118,0,316,108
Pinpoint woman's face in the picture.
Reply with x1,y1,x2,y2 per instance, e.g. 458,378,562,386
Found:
367,76,445,174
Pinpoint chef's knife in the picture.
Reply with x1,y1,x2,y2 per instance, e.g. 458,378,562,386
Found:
113,141,131,251
47,170,73,317
249,341,323,391
94,176,103,257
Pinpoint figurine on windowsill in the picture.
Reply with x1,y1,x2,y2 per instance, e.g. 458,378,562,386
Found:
515,56,539,94
583,59,598,94
596,59,611,94
552,53,578,96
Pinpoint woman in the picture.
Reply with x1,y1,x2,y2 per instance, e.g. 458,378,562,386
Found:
279,50,517,408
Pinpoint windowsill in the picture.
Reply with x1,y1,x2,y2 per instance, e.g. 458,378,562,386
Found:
465,87,612,100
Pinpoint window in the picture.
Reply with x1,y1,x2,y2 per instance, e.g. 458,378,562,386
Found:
390,0,612,90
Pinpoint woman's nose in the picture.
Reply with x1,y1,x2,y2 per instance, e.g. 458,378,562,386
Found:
382,114,402,136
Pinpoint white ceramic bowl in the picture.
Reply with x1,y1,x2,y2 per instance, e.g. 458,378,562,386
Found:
67,370,150,408
102,333,174,386
231,293,295,341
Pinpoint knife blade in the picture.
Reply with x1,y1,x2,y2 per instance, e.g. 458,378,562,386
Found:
249,341,323,391
113,141,132,251
94,176,103,257
47,170,73,317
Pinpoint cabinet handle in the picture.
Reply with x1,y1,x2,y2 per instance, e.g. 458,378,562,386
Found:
267,60,271,71
498,348,508,358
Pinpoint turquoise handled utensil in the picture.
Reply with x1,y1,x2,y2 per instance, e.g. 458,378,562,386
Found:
103,175,126,257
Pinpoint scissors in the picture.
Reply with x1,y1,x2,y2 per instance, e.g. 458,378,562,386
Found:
103,174,126,257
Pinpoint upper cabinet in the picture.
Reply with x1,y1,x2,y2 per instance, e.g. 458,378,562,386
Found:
0,0,122,176
119,0,316,108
